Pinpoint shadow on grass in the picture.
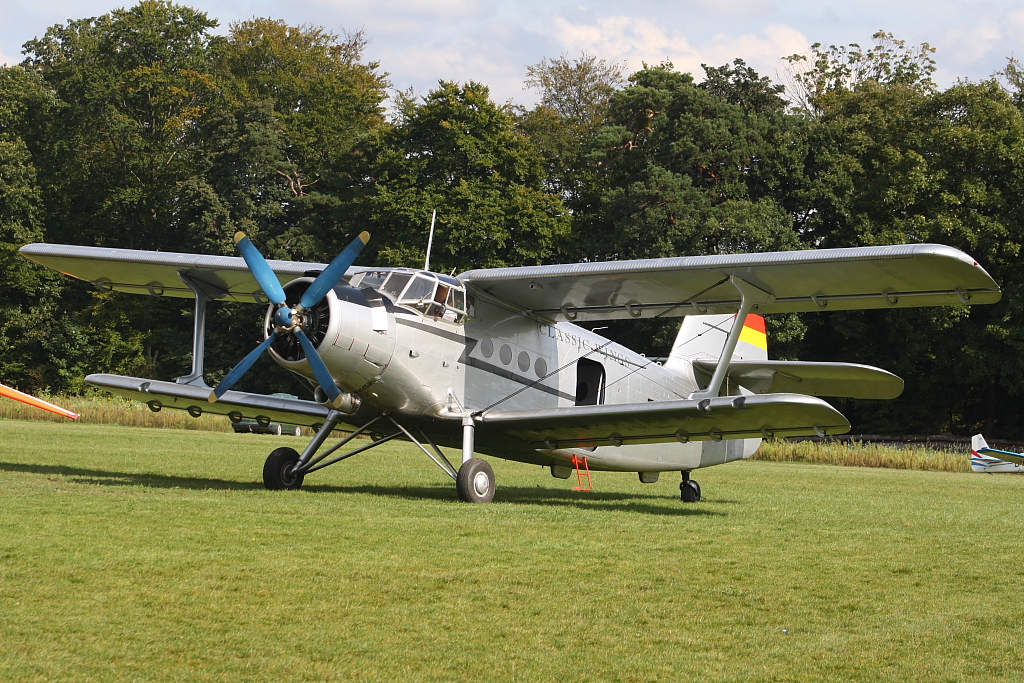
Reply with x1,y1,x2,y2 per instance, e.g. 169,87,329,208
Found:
306,483,727,516
0,461,263,491
0,461,726,516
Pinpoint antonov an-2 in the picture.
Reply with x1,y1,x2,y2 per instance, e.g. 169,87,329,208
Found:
20,235,1000,502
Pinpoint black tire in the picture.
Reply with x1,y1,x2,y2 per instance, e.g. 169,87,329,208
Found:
680,480,701,502
264,447,304,490
456,458,495,503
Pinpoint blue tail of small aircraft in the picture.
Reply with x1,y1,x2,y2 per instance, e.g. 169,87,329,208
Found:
970,434,1024,473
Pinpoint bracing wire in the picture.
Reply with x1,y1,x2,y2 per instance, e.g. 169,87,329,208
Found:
473,276,731,416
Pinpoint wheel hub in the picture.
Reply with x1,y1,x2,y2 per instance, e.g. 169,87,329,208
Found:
473,471,490,496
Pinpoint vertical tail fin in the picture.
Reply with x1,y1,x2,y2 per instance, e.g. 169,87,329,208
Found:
971,434,990,454
664,313,767,374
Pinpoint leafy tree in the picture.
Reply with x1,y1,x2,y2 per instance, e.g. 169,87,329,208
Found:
783,31,937,114
586,64,800,260
517,53,626,260
700,58,788,115
216,20,389,260
21,0,226,252
338,81,571,273
573,63,803,355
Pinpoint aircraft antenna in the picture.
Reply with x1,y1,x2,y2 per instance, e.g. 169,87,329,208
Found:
424,209,437,272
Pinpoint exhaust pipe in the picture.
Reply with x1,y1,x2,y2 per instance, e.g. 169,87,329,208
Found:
313,385,361,413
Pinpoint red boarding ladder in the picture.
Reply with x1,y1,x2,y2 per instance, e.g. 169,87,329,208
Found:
571,454,593,492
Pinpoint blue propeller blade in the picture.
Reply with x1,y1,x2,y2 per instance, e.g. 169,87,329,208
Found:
209,331,278,402
294,328,341,404
234,232,288,306
300,231,370,309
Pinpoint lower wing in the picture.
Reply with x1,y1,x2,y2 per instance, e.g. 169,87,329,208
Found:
86,374,332,427
478,393,849,449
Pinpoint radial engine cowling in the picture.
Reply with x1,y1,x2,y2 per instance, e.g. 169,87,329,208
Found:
265,278,395,399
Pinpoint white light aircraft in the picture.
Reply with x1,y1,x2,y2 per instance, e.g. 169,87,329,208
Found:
20,236,1000,502
971,434,1024,473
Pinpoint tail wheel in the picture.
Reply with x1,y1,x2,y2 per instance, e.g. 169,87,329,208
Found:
264,447,304,490
457,458,495,503
680,480,701,502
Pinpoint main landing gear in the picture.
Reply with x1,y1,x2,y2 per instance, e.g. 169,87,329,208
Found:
680,470,702,502
258,411,496,502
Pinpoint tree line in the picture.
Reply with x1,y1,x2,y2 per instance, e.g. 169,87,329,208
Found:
2,1,1023,437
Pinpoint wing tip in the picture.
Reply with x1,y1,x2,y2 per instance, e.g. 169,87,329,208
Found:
358,231,370,245
208,391,219,404
233,232,247,245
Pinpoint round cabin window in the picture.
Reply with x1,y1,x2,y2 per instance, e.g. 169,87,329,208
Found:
499,344,512,365
518,351,530,372
480,337,493,358
535,357,547,377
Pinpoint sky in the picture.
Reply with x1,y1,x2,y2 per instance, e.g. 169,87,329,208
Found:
2,1,1022,106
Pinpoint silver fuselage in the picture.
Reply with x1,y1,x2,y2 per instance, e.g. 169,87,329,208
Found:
272,278,759,473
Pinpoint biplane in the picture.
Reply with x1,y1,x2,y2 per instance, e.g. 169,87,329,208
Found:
20,235,1000,502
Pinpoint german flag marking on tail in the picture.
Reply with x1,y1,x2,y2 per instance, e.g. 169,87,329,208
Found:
738,313,768,350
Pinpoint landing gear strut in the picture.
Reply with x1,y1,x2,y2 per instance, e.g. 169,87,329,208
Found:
680,470,701,502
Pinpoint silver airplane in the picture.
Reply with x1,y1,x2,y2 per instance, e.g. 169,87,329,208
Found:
20,235,1001,502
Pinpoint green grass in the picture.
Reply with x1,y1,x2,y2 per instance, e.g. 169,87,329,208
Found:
1,419,1022,682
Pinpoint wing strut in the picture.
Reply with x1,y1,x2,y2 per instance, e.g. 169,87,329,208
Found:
689,276,773,400
175,271,227,387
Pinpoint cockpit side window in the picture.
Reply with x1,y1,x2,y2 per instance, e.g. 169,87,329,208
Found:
401,275,436,303
352,271,388,290
447,288,465,312
381,272,411,299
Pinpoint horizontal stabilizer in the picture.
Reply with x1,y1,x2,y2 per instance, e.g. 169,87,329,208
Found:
85,374,332,426
691,360,904,399
459,243,1000,322
976,446,1024,465
479,393,850,449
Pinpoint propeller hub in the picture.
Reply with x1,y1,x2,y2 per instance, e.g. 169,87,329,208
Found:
273,304,301,329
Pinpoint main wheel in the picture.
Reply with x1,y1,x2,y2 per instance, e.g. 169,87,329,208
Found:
680,479,701,502
264,447,304,490
457,458,495,503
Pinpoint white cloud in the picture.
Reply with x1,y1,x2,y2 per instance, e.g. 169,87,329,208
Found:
549,15,809,81
939,18,1003,65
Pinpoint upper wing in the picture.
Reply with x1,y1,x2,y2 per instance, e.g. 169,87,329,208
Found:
86,374,333,426
459,244,1000,321
691,360,904,399
479,393,850,449
19,243,370,303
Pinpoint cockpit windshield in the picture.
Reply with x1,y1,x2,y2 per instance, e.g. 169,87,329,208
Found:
349,269,471,323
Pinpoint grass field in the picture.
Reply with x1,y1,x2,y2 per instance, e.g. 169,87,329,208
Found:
1,419,1022,682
